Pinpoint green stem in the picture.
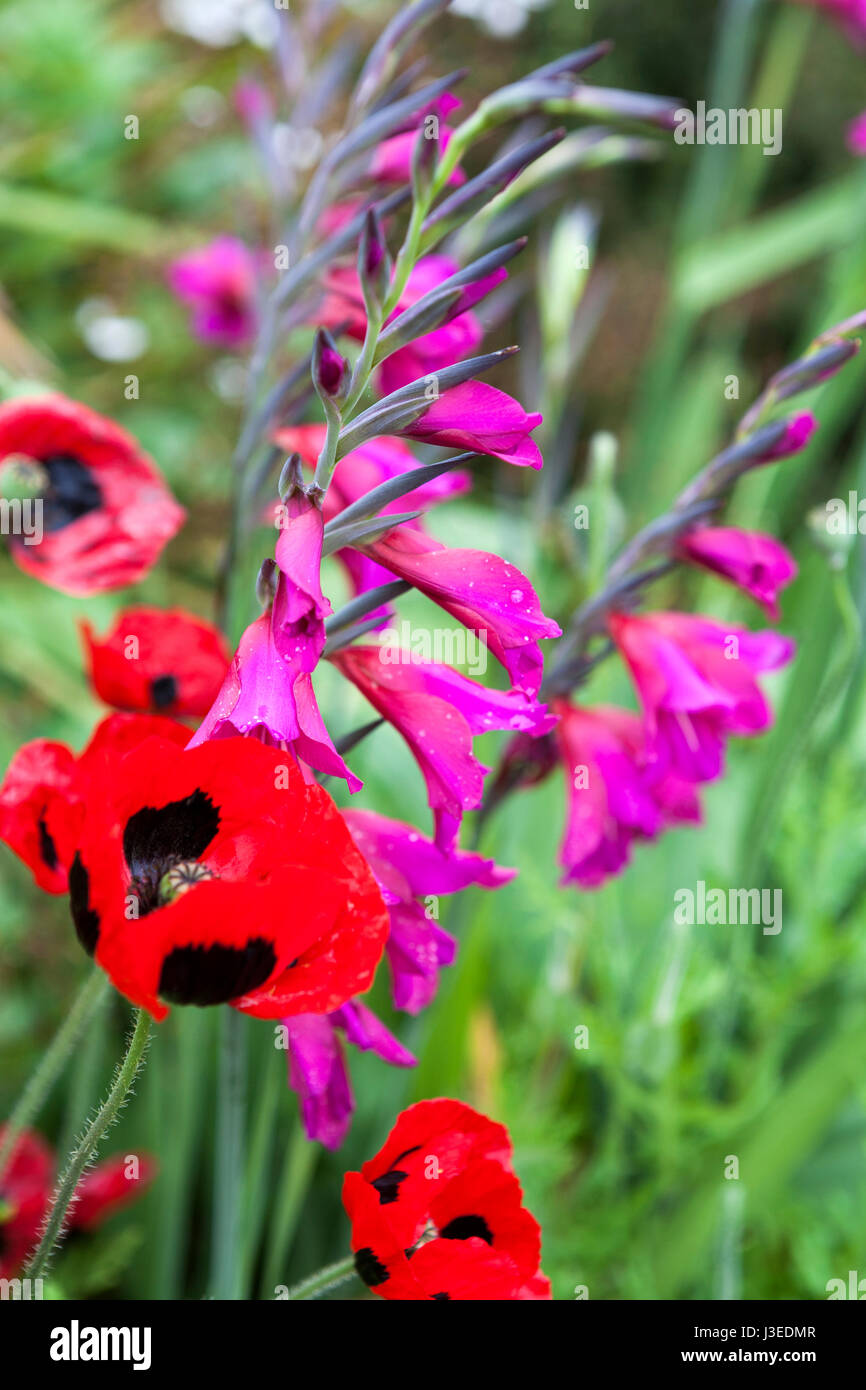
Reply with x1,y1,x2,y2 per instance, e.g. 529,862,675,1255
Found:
0,968,109,1183
25,1007,151,1280
344,306,385,416
260,1124,317,1297
238,1047,283,1293
382,196,428,319
209,1008,247,1299
312,404,344,493
285,1254,358,1301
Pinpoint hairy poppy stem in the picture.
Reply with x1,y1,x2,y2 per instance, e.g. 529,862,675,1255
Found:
25,1007,151,1281
0,967,109,1185
285,1254,358,1300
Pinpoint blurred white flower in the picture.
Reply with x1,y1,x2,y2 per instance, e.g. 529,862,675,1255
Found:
209,357,248,402
160,0,277,49
272,123,325,172
450,0,551,39
76,299,150,362
180,85,226,128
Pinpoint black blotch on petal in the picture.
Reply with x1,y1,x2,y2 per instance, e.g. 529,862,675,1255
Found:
440,1214,493,1245
431,1292,451,1301
371,1168,410,1206
123,789,220,915
354,1248,389,1288
41,454,104,532
150,674,179,710
38,816,58,871
158,938,277,1007
69,854,100,956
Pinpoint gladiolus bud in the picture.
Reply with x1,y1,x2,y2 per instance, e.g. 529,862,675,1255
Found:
312,328,350,405
358,209,391,317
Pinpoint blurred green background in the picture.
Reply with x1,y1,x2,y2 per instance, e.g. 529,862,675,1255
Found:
2,0,866,1300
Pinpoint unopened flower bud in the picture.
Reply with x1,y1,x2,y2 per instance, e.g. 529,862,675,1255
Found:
312,327,349,405
358,209,391,316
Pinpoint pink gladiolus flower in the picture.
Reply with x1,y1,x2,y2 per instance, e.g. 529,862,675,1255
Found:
316,198,367,237
317,254,504,395
190,487,359,788
553,701,700,889
847,111,866,154
274,425,471,520
331,645,555,847
401,380,544,469
234,79,273,130
364,526,562,695
675,527,797,619
755,411,817,461
273,425,470,622
315,265,370,340
167,236,258,348
344,808,515,1012
378,255,507,396
608,610,795,783
285,1001,415,1150
369,93,465,186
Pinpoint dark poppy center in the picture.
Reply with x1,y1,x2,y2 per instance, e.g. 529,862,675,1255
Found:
440,1214,493,1244
150,674,179,709
123,789,220,917
40,453,103,532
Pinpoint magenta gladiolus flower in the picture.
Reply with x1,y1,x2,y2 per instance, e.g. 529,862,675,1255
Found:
675,527,797,619
234,79,273,130
273,425,471,520
331,644,555,847
285,1001,415,1150
847,111,866,154
553,701,700,889
755,411,817,461
401,380,544,469
364,526,562,695
190,487,359,787
344,808,515,1011
378,255,508,396
167,236,258,348
316,198,367,237
273,424,471,622
608,610,795,783
318,254,504,395
369,93,465,186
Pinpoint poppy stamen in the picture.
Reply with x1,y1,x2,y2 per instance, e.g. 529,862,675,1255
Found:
158,860,217,905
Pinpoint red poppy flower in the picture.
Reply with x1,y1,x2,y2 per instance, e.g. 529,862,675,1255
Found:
0,1127,155,1278
81,607,230,717
342,1098,551,1300
0,713,190,895
0,395,185,595
66,734,388,1021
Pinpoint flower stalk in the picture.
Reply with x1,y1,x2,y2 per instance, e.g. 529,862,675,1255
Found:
25,1007,152,1280
284,1253,359,1301
0,968,109,1184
